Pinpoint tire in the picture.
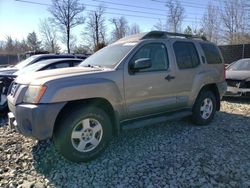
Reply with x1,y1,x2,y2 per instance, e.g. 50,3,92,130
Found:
192,90,216,125
53,106,112,162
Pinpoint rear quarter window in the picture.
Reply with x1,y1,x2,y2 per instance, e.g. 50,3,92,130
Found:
200,43,222,64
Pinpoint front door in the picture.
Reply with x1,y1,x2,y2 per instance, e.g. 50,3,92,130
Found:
124,42,177,119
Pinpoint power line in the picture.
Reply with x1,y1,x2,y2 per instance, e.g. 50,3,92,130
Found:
14,0,168,17
86,9,203,22
15,0,50,6
152,0,250,11
14,0,250,26
15,0,205,21
151,0,209,10
85,4,167,17
85,9,164,20
92,0,167,12
91,0,204,16
14,0,165,20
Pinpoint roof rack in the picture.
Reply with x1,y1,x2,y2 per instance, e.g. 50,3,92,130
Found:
141,31,207,41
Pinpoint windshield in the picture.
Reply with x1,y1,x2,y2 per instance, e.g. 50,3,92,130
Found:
228,59,250,71
79,43,136,68
15,56,37,69
14,63,45,75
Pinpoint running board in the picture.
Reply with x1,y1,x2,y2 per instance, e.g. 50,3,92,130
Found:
122,110,192,130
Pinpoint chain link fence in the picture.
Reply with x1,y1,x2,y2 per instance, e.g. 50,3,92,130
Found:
219,44,250,64
0,54,19,67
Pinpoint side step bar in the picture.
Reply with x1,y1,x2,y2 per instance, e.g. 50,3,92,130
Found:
122,110,192,130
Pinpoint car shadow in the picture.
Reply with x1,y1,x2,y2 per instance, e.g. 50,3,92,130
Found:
31,111,250,187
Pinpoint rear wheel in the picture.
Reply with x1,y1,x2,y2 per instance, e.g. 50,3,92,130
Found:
192,91,216,125
53,106,112,162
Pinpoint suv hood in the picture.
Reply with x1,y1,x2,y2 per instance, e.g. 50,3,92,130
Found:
15,67,104,85
226,70,250,80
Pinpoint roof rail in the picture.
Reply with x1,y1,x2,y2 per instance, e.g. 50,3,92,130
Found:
141,31,207,41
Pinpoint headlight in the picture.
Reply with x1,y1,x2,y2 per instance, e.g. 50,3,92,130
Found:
23,85,47,104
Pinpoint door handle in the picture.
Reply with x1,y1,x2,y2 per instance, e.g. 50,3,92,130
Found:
165,75,175,81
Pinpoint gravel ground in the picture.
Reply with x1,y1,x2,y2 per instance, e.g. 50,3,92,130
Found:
0,99,250,188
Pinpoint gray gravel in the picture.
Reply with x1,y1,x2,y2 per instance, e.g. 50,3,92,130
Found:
0,99,250,187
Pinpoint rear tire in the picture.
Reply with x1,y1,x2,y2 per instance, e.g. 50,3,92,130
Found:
192,90,216,125
53,106,112,162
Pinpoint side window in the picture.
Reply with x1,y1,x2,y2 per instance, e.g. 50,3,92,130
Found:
71,60,81,67
54,62,70,68
45,62,70,70
173,42,200,69
200,43,222,64
130,43,169,72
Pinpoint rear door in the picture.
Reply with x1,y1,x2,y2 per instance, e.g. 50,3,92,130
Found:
171,40,202,107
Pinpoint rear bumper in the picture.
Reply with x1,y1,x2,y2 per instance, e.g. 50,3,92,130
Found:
225,86,250,97
8,101,66,140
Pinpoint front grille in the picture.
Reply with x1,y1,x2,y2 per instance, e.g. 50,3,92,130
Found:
226,79,242,87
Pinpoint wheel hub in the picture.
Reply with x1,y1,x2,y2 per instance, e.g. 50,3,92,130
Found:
200,98,213,120
82,129,93,141
71,118,103,153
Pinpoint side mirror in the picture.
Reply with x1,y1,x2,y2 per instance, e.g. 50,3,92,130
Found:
131,58,152,72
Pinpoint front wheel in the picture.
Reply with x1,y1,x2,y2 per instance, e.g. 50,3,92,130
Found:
192,91,216,125
53,106,112,162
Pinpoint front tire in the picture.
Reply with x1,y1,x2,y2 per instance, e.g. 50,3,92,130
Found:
192,91,216,125
53,106,112,162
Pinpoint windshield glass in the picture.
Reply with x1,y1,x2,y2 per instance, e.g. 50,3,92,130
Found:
15,56,37,69
14,63,45,75
228,59,250,71
79,43,136,68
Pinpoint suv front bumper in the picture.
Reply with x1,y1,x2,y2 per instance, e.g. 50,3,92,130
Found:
8,101,65,140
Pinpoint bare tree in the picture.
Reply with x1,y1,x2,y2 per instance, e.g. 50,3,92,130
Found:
5,36,15,54
84,6,107,51
0,41,4,53
1,37,31,55
183,26,193,35
18,39,30,53
166,0,185,33
27,32,41,51
153,19,167,31
129,23,141,35
221,0,247,44
61,33,78,53
110,16,129,41
202,3,220,44
183,26,206,38
39,19,60,53
72,45,92,54
49,0,85,53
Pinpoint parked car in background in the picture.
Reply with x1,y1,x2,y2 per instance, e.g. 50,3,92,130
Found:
225,58,250,97
7,31,226,162
0,58,83,110
0,53,88,75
